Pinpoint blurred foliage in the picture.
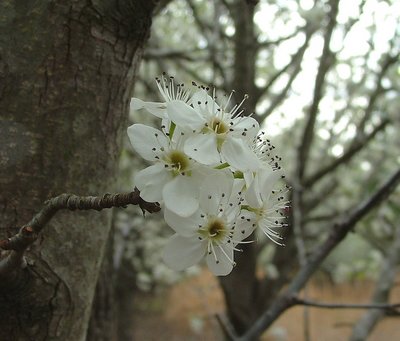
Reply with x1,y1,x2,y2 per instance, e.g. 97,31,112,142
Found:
116,0,400,291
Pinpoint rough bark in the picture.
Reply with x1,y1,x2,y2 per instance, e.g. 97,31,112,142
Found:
0,1,156,340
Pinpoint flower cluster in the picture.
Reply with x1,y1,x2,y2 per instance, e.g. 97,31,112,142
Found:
128,75,289,276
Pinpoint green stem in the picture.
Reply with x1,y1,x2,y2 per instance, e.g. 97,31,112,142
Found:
215,162,230,169
168,122,176,139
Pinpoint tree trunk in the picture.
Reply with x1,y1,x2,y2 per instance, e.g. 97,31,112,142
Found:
87,224,117,341
0,1,156,340
218,1,262,336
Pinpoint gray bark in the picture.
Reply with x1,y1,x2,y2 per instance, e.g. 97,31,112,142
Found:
0,1,156,340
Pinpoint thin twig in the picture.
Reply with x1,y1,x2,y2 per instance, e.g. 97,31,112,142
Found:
349,223,400,340
293,297,400,313
215,314,238,341
304,119,390,187
0,188,160,276
297,0,339,180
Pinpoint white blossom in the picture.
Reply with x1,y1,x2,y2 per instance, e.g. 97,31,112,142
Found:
128,76,289,275
162,172,253,275
244,166,289,245
130,75,191,119
166,89,261,171
128,123,209,217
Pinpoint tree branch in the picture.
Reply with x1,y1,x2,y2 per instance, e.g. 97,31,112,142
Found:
304,118,390,187
257,29,301,49
254,28,312,107
143,47,204,61
356,53,399,133
238,167,400,340
297,0,339,180
0,189,160,276
349,223,400,341
256,30,312,123
293,297,400,313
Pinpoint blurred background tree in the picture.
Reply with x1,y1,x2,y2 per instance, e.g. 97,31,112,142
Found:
117,0,400,339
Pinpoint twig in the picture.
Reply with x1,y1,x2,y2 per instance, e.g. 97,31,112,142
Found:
257,30,313,122
143,47,203,61
297,0,339,180
356,53,399,133
215,313,238,341
349,223,400,341
238,167,400,341
0,188,160,276
293,297,400,313
304,119,390,187
254,27,312,109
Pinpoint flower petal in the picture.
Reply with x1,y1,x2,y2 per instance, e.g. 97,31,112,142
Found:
199,170,234,215
190,89,219,117
134,164,171,202
130,98,167,118
164,208,202,236
162,234,206,271
221,137,260,171
245,173,263,208
184,134,221,165
234,210,257,241
206,243,234,276
229,116,259,140
167,100,206,131
258,167,282,202
127,124,169,161
163,176,199,217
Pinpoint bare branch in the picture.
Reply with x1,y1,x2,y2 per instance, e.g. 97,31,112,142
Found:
304,118,389,187
297,0,340,181
215,314,238,341
257,29,301,49
186,0,212,36
357,53,399,133
143,47,204,61
349,224,400,341
303,178,338,214
0,189,160,276
254,28,312,107
256,31,313,123
238,167,400,341
293,297,400,313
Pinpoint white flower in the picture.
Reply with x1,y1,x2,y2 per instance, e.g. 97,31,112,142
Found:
128,123,209,217
238,131,284,187
130,75,191,119
162,172,253,276
128,75,290,275
244,166,288,245
166,89,261,171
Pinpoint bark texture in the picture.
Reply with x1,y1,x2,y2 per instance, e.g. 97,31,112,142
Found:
0,1,156,340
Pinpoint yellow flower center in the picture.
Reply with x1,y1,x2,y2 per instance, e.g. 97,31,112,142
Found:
165,150,190,176
210,117,228,134
199,218,227,242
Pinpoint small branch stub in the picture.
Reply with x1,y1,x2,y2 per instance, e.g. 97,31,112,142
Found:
0,188,160,277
